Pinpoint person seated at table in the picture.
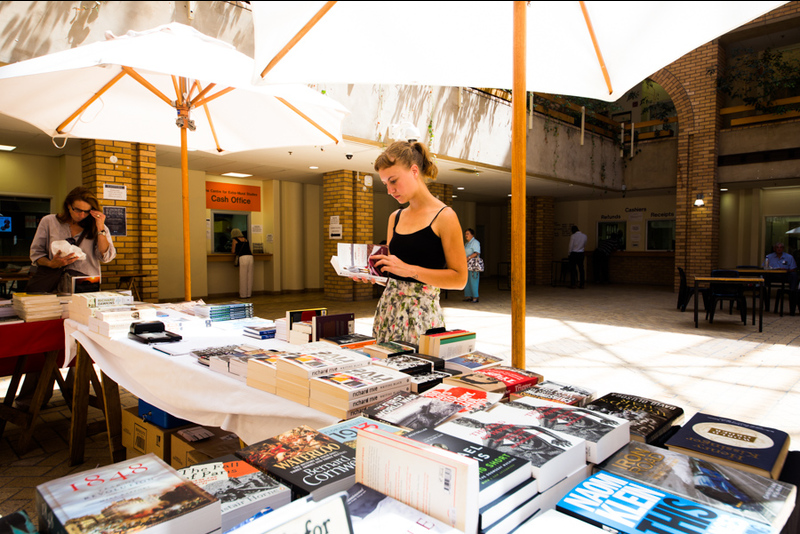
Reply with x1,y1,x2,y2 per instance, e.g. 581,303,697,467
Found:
765,242,798,295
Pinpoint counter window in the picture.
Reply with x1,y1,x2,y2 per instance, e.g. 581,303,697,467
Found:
0,195,51,267
597,222,626,251
211,211,250,253
646,219,675,251
765,216,800,258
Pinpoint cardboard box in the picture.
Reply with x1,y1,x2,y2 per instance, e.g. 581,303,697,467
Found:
170,425,241,469
121,406,192,461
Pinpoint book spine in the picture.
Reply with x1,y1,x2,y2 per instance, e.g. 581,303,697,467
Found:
95,309,158,321
36,489,68,534
434,339,477,360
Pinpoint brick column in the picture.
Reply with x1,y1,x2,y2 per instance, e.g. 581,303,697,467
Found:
323,170,374,301
81,140,158,302
530,196,555,285
427,182,454,206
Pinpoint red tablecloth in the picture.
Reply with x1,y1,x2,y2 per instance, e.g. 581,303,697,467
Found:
0,319,66,376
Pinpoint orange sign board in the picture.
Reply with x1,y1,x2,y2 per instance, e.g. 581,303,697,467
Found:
205,181,261,212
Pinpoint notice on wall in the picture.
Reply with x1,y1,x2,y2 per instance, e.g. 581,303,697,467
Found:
103,183,127,201
103,206,127,237
252,225,262,234
205,181,261,212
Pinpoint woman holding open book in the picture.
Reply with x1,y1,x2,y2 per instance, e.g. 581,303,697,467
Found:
364,140,468,345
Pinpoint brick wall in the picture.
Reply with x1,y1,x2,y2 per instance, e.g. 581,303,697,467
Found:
81,140,158,302
504,196,554,286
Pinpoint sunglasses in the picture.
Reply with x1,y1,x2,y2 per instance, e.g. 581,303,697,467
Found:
70,205,92,215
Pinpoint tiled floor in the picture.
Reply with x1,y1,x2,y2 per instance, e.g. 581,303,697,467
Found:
1,280,799,525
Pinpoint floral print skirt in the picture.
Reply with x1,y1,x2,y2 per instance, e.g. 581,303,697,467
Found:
372,278,445,345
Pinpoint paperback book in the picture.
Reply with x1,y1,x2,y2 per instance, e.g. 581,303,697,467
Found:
275,348,371,379
363,390,464,431
235,425,357,501
488,396,631,464
360,341,416,359
443,351,504,374
409,369,461,393
309,384,411,420
421,383,503,416
664,412,791,480
36,453,221,534
442,372,508,396
308,363,411,401
473,366,544,397
322,333,377,349
512,379,596,407
435,408,586,493
177,454,291,532
346,483,461,534
599,441,797,532
319,416,407,448
331,243,389,284
371,353,434,375
557,470,777,534
585,392,684,444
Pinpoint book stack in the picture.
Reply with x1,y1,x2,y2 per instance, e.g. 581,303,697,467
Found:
0,299,21,325
67,291,135,324
360,340,415,359
363,390,464,431
245,350,288,395
308,364,412,419
443,365,543,400
419,329,477,359
274,346,372,406
12,292,64,322
321,332,377,349
318,415,407,448
87,304,159,337
408,368,461,393
288,319,313,344
285,307,327,333
242,320,276,340
235,424,357,501
585,392,684,444
274,317,288,341
420,383,504,416
370,353,436,376
511,379,596,406
193,302,254,322
177,454,291,533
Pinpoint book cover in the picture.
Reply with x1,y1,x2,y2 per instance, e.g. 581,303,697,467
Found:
322,333,376,349
557,470,776,534
318,416,408,448
442,372,508,396
512,379,596,407
404,427,531,508
312,312,355,342
419,329,470,355
489,396,631,464
519,508,609,532
664,412,791,480
435,408,586,493
585,392,684,444
477,477,539,531
409,369,460,393
363,391,464,431
474,366,544,396
310,383,411,414
346,482,461,534
355,427,480,534
599,441,797,532
429,332,477,359
371,354,434,375
226,491,353,534
309,364,411,401
361,341,416,359
177,454,291,532
443,351,504,374
36,453,221,534
235,425,357,501
421,384,503,416
331,243,389,284
275,349,371,379
407,352,447,370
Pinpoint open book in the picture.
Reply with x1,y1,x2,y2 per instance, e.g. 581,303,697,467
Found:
330,243,388,284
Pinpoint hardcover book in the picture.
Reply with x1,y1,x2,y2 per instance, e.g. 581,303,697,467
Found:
321,333,377,349
360,341,416,359
346,483,461,534
512,379,596,407
473,366,544,396
435,408,586,493
404,427,531,508
36,453,221,534
177,454,291,532
318,416,407,448
557,470,777,534
443,351,504,374
371,353,434,375
312,312,355,342
363,390,464,431
354,427,480,534
275,348,371,379
235,425,357,501
308,364,411,401
585,392,684,444
599,441,797,532
488,396,631,464
664,412,791,480
409,369,460,393
421,384,503,416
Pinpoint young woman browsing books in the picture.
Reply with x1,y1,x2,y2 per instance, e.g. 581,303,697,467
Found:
355,140,468,345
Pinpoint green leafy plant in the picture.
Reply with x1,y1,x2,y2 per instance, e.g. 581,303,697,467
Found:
711,47,800,113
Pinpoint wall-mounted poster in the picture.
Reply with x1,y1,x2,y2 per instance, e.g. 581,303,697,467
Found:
205,181,261,212
103,206,127,237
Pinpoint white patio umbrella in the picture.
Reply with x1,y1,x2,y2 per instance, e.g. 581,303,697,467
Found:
0,22,350,302
249,0,786,367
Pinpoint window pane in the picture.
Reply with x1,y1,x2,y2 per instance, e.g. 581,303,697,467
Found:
597,222,626,250
646,220,675,251
212,212,249,253
0,195,51,262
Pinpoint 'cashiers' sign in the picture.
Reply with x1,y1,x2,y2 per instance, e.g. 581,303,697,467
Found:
206,181,261,212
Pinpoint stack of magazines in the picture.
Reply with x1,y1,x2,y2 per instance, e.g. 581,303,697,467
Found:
193,302,254,322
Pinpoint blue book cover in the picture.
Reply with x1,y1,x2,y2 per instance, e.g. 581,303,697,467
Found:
557,471,774,534
665,412,790,479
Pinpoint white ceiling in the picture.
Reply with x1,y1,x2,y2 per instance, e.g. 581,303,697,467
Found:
0,111,614,203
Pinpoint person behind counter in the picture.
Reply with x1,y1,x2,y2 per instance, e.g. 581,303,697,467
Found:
28,186,116,293
362,140,468,345
231,228,254,299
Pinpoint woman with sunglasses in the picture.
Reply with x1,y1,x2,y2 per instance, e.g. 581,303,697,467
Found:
29,186,116,292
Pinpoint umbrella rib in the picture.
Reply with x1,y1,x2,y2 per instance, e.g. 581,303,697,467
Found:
276,96,339,144
193,87,235,108
259,1,337,80
57,70,128,134
194,81,224,153
172,76,184,106
579,1,613,95
122,66,174,106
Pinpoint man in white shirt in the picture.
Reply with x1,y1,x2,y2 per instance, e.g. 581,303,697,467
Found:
568,226,587,289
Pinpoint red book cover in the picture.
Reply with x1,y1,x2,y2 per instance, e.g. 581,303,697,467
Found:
475,366,543,395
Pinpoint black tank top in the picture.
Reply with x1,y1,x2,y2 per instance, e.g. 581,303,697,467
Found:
388,206,448,283
235,238,252,257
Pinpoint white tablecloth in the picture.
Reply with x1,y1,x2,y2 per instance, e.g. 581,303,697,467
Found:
63,319,338,445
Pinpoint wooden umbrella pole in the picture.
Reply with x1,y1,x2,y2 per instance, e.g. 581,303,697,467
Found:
511,1,527,370
180,106,192,302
